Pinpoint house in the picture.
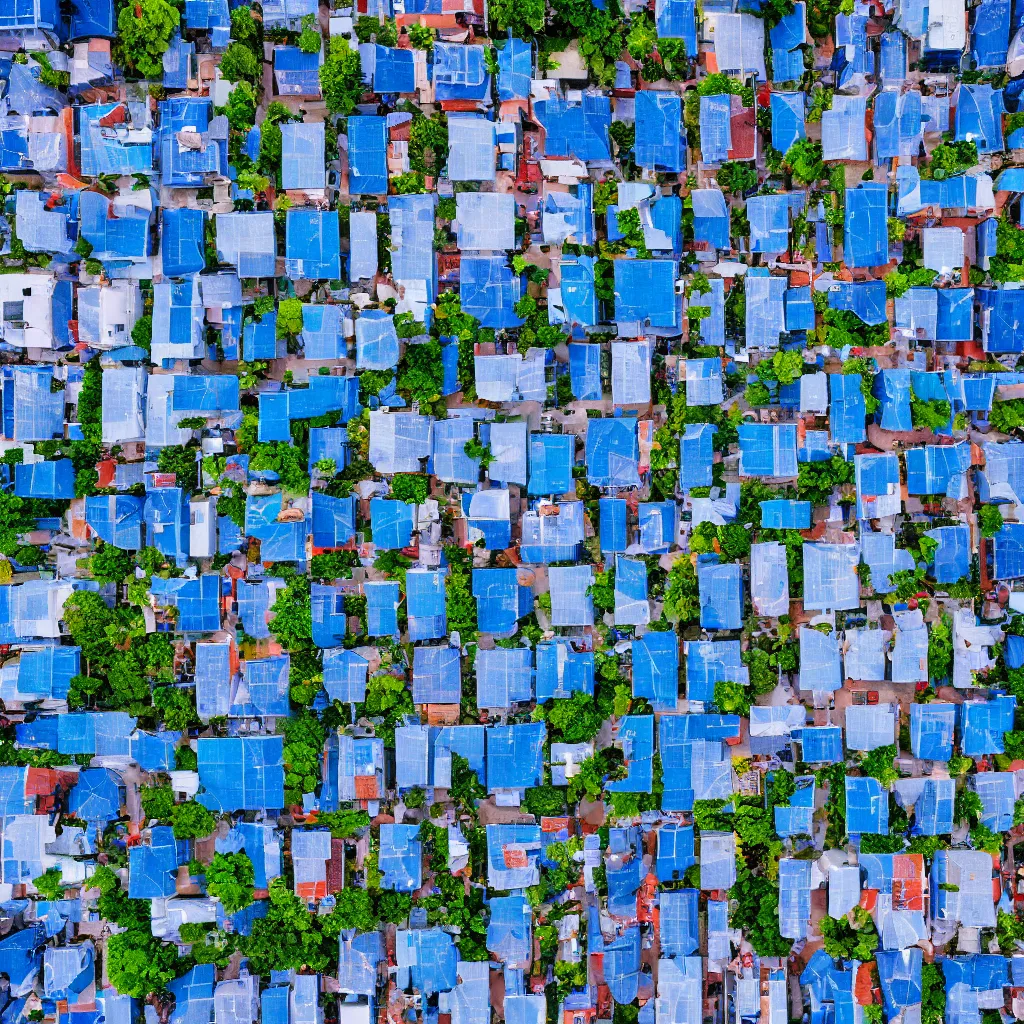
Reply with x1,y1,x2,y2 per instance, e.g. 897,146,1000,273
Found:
285,209,341,279
196,736,285,811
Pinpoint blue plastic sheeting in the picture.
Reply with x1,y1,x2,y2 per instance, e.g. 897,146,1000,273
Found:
798,626,842,692
992,522,1024,578
748,194,791,253
771,4,805,79
433,42,489,103
172,374,240,413
829,280,888,325
285,209,340,279
692,188,730,251
559,257,599,327
798,725,843,763
876,950,922,1019
895,287,938,339
961,695,1016,756
57,711,134,756
655,825,696,883
803,543,861,610
457,192,516,251
635,91,683,171
535,640,594,701
775,775,815,836
390,193,436,286
656,0,696,47
280,121,325,190
71,0,114,36
379,823,423,891
368,498,414,552
629,631,678,711
614,557,649,626
875,90,923,159
372,45,416,92
310,492,356,550
196,736,285,811
604,715,654,794
598,498,628,556
770,91,806,155
614,260,678,327
12,367,65,442
909,701,956,761
3,645,78,703
937,288,974,342
78,103,153,176
846,775,888,834
602,927,641,1005
926,524,971,583
195,642,230,721
232,655,290,718
822,94,867,160
215,212,276,277
243,314,277,362
568,342,602,401
856,451,901,519
484,728,546,802
69,767,123,821
349,210,378,281
528,433,573,495
161,208,205,277
497,37,532,100
585,418,641,487
846,704,897,751
679,423,715,490
760,499,812,529
319,648,367,704
533,94,611,161
273,45,321,95
431,418,478,484
301,306,345,361
698,562,743,630
346,116,388,195
745,272,787,349
973,772,1015,831
658,889,699,958
0,767,36,818
685,641,748,703
473,568,527,636
779,858,813,939
906,443,971,497
460,256,523,328
486,823,541,890
476,646,533,709
485,894,532,969
699,93,732,164
979,287,1024,352
899,776,955,834
128,826,180,898
406,569,447,641
549,565,594,627
520,500,585,563
955,83,1004,153
412,645,460,703
448,117,496,181
14,460,74,500
637,500,676,554
963,375,995,411
844,183,889,267
738,423,798,477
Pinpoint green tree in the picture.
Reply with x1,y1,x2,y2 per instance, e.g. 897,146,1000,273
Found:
859,744,899,788
818,908,879,962
489,0,546,34
106,931,182,997
205,852,255,914
118,0,179,78
784,139,825,185
141,784,176,823
219,42,261,84
298,13,322,52
90,542,136,584
548,691,604,744
320,38,365,114
172,800,216,840
979,505,1004,538
391,473,429,505
223,81,257,131
713,681,751,718
910,388,951,431
32,868,65,900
